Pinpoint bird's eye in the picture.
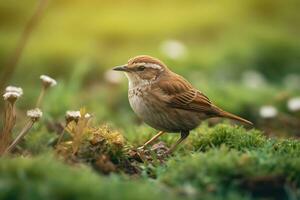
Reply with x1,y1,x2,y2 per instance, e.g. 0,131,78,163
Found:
137,66,145,71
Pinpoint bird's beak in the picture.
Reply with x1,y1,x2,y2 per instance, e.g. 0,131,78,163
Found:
113,65,129,72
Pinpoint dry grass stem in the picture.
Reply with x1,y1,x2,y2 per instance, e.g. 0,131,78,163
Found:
0,87,23,155
36,87,46,108
0,102,16,155
56,127,67,146
4,120,34,154
56,110,82,146
4,108,42,154
0,0,49,92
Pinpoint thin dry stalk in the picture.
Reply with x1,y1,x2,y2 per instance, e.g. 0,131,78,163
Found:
56,124,68,146
36,75,57,108
56,111,81,146
0,0,49,93
64,110,91,155
4,120,34,154
36,87,46,107
0,102,16,155
4,108,42,154
72,118,88,154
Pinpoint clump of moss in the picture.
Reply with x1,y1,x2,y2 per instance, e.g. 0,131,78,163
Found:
0,155,178,200
186,124,266,152
157,124,300,199
271,139,300,157
56,110,140,174
159,145,300,199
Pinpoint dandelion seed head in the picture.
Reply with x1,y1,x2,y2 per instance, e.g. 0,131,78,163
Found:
287,97,300,112
259,105,278,118
40,75,57,88
27,108,43,121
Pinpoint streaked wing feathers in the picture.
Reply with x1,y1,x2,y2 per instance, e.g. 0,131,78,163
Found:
157,74,218,115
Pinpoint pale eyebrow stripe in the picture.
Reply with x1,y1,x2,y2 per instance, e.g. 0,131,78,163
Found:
134,62,163,70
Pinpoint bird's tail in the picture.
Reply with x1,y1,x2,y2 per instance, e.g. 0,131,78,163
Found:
212,105,253,126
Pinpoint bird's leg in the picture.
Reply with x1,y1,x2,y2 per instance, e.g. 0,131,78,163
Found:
138,131,165,150
166,131,190,154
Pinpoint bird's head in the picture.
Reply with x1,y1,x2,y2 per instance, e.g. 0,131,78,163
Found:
113,55,168,86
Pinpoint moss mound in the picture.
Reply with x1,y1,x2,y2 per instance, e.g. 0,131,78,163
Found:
0,155,177,200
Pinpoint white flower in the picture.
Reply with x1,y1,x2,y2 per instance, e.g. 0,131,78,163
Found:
259,105,278,118
104,70,123,84
287,97,300,112
3,92,22,102
65,110,81,123
160,39,187,60
182,183,197,197
242,70,266,88
40,75,57,88
5,86,23,96
66,111,81,118
3,86,23,103
84,113,92,119
27,108,43,121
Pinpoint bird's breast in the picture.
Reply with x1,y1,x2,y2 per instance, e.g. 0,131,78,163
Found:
128,87,168,129
128,87,204,132
128,87,151,116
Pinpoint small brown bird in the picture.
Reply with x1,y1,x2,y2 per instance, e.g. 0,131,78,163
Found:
113,55,252,154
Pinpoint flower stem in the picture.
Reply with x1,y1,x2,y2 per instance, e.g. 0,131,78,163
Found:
0,0,49,93
0,102,16,155
56,125,68,146
4,120,34,154
36,87,46,107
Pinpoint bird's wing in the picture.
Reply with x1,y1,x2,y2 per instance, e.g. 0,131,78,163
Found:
156,73,219,115
154,72,253,125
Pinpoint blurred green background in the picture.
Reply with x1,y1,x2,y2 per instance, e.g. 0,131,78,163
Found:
1,0,300,134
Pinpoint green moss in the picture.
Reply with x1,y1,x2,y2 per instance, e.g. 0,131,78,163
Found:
159,147,300,199
0,155,178,200
155,124,300,199
186,124,265,152
271,139,300,157
23,126,54,154
2,123,300,200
